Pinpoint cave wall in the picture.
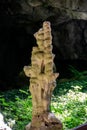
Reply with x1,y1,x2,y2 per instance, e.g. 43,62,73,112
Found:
0,0,87,89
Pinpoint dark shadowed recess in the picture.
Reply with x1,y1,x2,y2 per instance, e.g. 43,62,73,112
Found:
0,10,87,90
54,59,87,79
0,20,37,90
0,19,87,91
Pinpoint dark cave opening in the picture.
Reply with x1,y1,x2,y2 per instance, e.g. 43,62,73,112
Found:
0,18,87,91
0,24,36,90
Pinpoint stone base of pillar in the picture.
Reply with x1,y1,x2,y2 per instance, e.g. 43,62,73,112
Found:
26,112,62,130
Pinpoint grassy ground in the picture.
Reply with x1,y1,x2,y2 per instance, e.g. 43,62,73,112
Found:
0,67,87,130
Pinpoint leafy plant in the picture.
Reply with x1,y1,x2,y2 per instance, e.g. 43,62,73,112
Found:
0,88,32,130
0,67,87,130
51,86,87,130
69,65,87,79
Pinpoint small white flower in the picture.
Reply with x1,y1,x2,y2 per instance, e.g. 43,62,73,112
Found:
7,119,15,128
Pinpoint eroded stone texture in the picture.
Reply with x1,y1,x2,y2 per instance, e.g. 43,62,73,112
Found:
24,21,62,130
1,0,87,90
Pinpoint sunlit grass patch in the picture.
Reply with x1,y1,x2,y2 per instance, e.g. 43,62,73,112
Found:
0,76,87,130
51,85,87,130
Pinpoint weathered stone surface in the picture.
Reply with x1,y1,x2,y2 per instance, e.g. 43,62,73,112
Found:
24,21,62,130
0,0,87,61
52,20,87,60
0,0,87,89
26,112,62,130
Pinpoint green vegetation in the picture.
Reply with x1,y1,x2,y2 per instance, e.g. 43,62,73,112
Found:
0,67,87,130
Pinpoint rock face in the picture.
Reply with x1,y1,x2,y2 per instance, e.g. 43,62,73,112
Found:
0,0,87,89
24,21,62,130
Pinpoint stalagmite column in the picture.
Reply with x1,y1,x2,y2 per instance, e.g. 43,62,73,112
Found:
24,21,63,130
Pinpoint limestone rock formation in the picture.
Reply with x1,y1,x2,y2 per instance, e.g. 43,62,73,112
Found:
1,0,87,89
0,0,87,63
24,21,62,130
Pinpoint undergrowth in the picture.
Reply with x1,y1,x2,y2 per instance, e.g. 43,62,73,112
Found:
0,67,87,130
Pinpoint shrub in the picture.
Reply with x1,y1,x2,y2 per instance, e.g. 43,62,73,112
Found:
0,76,87,129
51,84,87,130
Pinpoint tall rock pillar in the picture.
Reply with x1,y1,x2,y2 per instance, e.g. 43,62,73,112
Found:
24,21,62,130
